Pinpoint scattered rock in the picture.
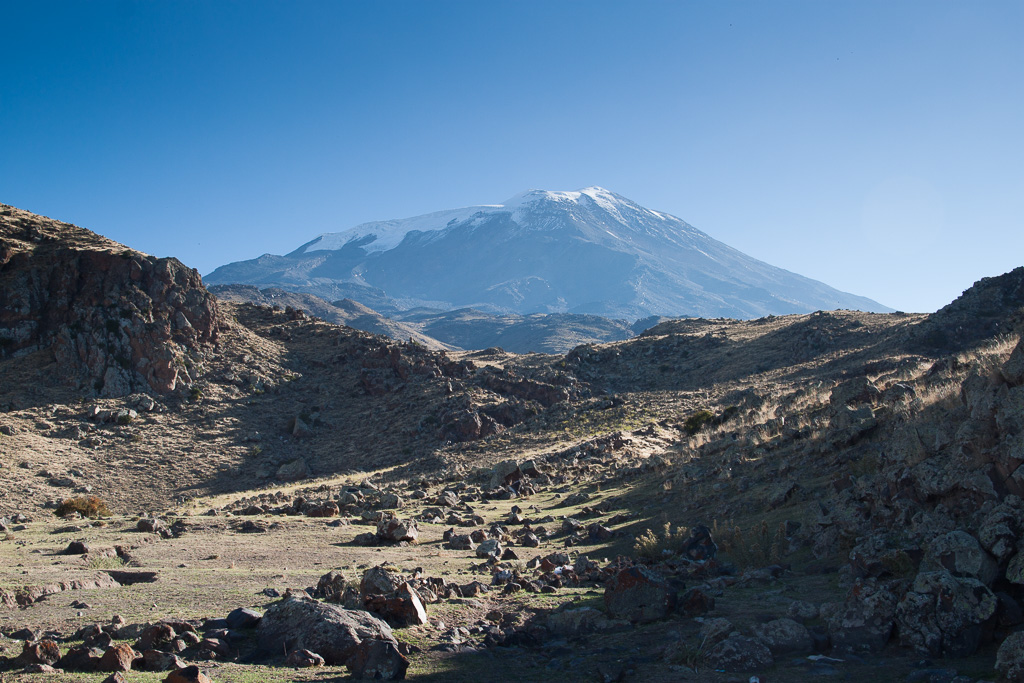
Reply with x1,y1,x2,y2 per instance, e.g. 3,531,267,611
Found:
286,648,325,668
705,635,774,673
98,643,137,672
751,618,813,656
225,607,262,630
164,665,214,683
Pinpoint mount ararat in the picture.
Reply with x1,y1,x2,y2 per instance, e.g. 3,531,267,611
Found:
206,187,890,319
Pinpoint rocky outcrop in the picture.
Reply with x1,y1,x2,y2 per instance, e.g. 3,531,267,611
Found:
0,204,219,396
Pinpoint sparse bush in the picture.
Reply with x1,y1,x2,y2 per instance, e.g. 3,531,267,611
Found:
683,410,714,435
55,496,111,519
714,519,787,569
189,387,203,402
665,637,710,672
633,522,689,560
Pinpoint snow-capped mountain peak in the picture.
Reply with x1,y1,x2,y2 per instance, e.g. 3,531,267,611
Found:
208,187,891,319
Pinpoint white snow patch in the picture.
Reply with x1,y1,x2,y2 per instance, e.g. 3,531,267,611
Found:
302,186,682,254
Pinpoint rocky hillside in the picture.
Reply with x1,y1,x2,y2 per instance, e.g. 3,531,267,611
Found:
0,204,220,396
4,202,1024,682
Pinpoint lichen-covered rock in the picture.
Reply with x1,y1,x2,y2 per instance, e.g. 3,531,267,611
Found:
895,570,996,657
256,596,398,666
922,530,998,585
705,635,773,673
978,498,1023,562
822,579,898,653
751,618,813,655
604,566,676,623
997,631,1024,682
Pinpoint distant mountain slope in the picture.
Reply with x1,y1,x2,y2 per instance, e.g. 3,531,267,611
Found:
208,285,453,350
394,307,636,354
206,187,891,319
210,285,636,353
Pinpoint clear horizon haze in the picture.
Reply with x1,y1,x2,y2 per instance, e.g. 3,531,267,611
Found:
1,1,1022,314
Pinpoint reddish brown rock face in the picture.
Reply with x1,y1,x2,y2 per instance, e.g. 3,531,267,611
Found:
0,204,219,396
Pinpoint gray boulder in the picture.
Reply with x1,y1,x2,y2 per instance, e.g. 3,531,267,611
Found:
475,539,502,559
922,530,998,585
997,631,1024,682
822,579,898,653
895,570,997,657
256,596,399,670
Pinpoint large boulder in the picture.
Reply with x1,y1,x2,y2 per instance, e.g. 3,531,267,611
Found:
604,566,676,623
922,530,999,585
821,579,899,653
997,631,1024,682
257,596,399,670
895,570,997,657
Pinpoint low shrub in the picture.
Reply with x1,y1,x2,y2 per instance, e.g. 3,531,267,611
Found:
55,496,111,519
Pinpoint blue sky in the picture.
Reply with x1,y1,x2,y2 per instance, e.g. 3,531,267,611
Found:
1,1,1021,313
